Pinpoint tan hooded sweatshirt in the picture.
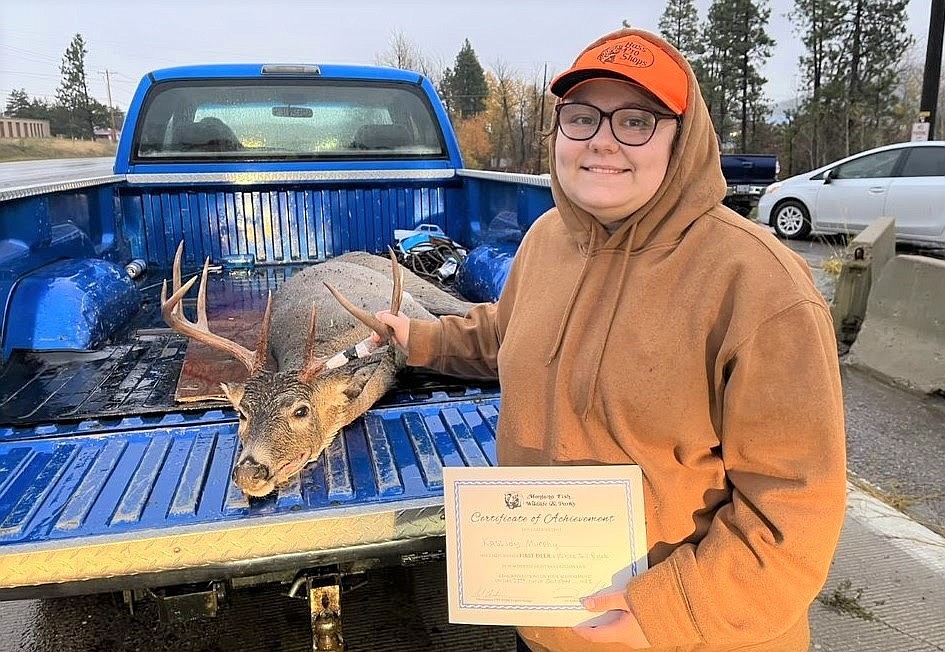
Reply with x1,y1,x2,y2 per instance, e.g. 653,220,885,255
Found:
408,28,846,652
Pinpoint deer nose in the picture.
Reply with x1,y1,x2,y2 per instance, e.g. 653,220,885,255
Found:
232,457,271,485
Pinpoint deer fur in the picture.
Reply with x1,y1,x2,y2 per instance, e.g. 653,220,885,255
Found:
182,252,473,497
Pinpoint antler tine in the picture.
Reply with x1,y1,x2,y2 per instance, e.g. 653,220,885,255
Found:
323,281,391,342
388,246,403,318
172,241,185,294
160,241,260,373
195,257,211,329
251,291,274,374
298,302,326,383
325,248,404,343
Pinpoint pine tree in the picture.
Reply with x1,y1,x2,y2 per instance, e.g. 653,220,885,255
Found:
702,0,774,151
658,0,704,60
702,1,740,145
438,67,456,118
790,0,912,166
731,0,775,152
55,33,95,139
4,89,32,117
838,0,913,153
791,0,844,166
447,39,489,119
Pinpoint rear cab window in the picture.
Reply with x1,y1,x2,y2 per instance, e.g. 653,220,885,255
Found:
133,80,447,162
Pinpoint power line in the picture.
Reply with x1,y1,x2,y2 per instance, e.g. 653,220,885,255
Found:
0,44,62,65
0,70,62,79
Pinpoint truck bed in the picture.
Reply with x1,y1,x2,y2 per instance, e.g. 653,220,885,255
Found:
0,265,500,598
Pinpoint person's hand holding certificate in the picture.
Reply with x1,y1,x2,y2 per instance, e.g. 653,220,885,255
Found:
444,465,647,627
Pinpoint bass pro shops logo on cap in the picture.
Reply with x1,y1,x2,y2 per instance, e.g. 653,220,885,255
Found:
598,39,655,70
550,32,689,114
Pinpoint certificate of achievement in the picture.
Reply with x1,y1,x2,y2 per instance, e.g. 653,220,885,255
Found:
444,465,647,627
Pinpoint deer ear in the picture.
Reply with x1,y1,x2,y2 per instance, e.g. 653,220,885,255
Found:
342,366,375,400
220,382,245,408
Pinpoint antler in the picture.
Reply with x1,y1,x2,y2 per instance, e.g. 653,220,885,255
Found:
298,303,325,383
323,246,403,344
161,241,272,374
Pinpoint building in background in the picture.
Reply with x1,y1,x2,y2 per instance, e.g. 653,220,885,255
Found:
0,116,51,139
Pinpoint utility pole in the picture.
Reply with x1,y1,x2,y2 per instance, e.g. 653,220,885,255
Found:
918,0,944,140
101,69,118,142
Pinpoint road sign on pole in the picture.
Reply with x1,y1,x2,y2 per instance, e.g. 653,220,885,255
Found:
911,122,931,142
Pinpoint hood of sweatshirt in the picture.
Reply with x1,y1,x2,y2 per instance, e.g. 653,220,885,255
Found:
544,28,727,414
548,27,727,255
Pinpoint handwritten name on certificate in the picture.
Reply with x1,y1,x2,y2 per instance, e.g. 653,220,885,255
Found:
444,465,647,627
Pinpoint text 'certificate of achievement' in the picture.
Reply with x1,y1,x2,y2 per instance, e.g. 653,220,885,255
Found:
444,465,647,627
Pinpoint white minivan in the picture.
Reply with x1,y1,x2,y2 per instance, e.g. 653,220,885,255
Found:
756,141,945,247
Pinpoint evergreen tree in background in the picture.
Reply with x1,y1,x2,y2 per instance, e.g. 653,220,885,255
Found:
5,36,124,139
438,67,456,118
836,0,913,154
790,0,844,168
702,0,773,152
55,33,95,139
730,0,775,152
4,89,59,135
658,0,704,61
701,1,738,144
788,0,913,170
4,89,32,117
444,39,489,119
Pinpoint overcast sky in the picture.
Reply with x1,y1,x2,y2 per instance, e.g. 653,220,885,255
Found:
0,0,937,111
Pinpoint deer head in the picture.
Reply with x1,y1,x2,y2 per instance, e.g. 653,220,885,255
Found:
162,242,403,497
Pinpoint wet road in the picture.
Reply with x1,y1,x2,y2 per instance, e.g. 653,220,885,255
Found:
0,157,115,188
0,236,943,650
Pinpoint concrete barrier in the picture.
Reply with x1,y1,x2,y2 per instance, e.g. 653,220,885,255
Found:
831,217,897,345
848,254,945,394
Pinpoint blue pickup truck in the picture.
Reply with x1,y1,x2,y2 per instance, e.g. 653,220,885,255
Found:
720,153,779,216
0,63,551,644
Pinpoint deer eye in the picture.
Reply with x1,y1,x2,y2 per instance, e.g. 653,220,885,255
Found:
293,406,310,418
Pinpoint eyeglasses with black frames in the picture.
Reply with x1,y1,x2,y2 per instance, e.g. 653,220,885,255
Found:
554,102,679,147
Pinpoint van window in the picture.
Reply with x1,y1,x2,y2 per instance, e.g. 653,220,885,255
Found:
134,80,446,161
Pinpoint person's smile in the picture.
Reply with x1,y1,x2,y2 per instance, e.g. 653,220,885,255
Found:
581,165,630,175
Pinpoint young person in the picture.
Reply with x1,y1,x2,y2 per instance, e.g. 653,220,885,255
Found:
377,28,846,652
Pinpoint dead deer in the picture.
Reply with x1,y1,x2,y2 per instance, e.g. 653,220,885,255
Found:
161,242,473,497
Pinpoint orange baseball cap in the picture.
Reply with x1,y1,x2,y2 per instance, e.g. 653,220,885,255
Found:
550,33,689,115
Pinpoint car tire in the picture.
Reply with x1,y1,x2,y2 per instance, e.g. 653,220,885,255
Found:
772,200,812,239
